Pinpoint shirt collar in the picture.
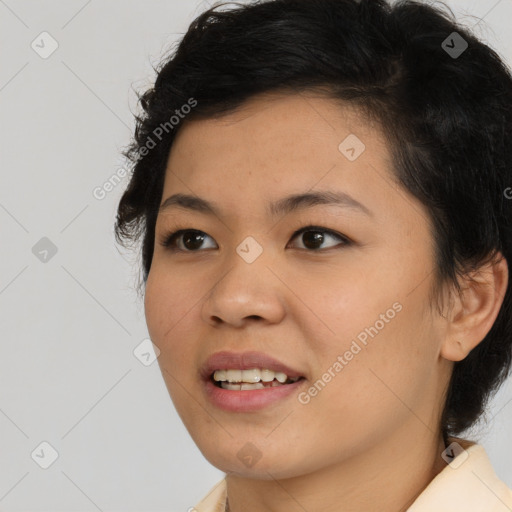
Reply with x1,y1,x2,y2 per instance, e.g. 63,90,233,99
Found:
407,437,512,511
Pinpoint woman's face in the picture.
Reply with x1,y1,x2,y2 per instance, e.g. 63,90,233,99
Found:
144,92,452,479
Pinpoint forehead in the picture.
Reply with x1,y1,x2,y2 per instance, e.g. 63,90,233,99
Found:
164,92,391,191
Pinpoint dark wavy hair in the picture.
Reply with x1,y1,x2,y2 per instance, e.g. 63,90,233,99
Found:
115,0,512,445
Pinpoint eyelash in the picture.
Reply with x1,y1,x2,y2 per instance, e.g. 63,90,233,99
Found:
158,225,352,253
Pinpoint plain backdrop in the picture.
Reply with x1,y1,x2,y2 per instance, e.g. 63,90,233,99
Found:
1,0,511,510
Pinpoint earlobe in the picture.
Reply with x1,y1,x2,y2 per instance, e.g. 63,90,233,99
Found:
441,338,467,362
440,253,509,362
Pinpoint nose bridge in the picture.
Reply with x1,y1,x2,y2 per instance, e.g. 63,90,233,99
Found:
201,237,284,326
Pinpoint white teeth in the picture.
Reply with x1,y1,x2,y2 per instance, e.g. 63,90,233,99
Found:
213,368,300,384
274,372,287,383
213,370,227,381
241,382,265,390
220,382,274,391
241,369,261,383
260,369,275,382
220,382,242,390
220,382,265,390
225,369,242,382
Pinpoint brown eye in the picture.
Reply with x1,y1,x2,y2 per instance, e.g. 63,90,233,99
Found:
288,226,350,251
161,230,217,251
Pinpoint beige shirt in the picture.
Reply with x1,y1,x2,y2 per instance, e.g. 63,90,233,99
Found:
193,438,512,512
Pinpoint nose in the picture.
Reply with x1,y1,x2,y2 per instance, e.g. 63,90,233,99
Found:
200,250,287,328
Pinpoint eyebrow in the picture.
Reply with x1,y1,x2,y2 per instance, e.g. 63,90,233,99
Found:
158,190,373,218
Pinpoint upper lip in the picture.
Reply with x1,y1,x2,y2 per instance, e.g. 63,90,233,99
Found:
201,351,305,380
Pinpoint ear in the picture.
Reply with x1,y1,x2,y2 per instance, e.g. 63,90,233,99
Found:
440,252,509,362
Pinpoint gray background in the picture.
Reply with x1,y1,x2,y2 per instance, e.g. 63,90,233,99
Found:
0,0,511,510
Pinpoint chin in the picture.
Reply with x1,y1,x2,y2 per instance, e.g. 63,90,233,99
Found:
197,441,311,480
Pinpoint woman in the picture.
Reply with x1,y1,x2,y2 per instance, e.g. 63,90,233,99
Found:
115,0,512,510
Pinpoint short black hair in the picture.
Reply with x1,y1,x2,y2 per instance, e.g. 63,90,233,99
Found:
115,0,512,444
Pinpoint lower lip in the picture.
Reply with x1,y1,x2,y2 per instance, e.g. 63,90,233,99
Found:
203,378,306,412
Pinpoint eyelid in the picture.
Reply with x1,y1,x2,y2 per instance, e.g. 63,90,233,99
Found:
158,224,352,252
158,228,216,251
288,225,351,247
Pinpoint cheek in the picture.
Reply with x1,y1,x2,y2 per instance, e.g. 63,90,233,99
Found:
144,271,204,427
302,267,437,406
145,265,196,337
313,296,437,425
297,267,391,361
144,271,169,343
144,269,197,375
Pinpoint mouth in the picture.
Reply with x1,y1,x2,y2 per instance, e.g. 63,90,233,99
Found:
210,368,305,390
203,373,306,412
200,351,307,412
201,350,306,383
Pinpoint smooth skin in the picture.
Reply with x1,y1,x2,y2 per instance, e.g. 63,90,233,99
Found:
144,91,508,512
